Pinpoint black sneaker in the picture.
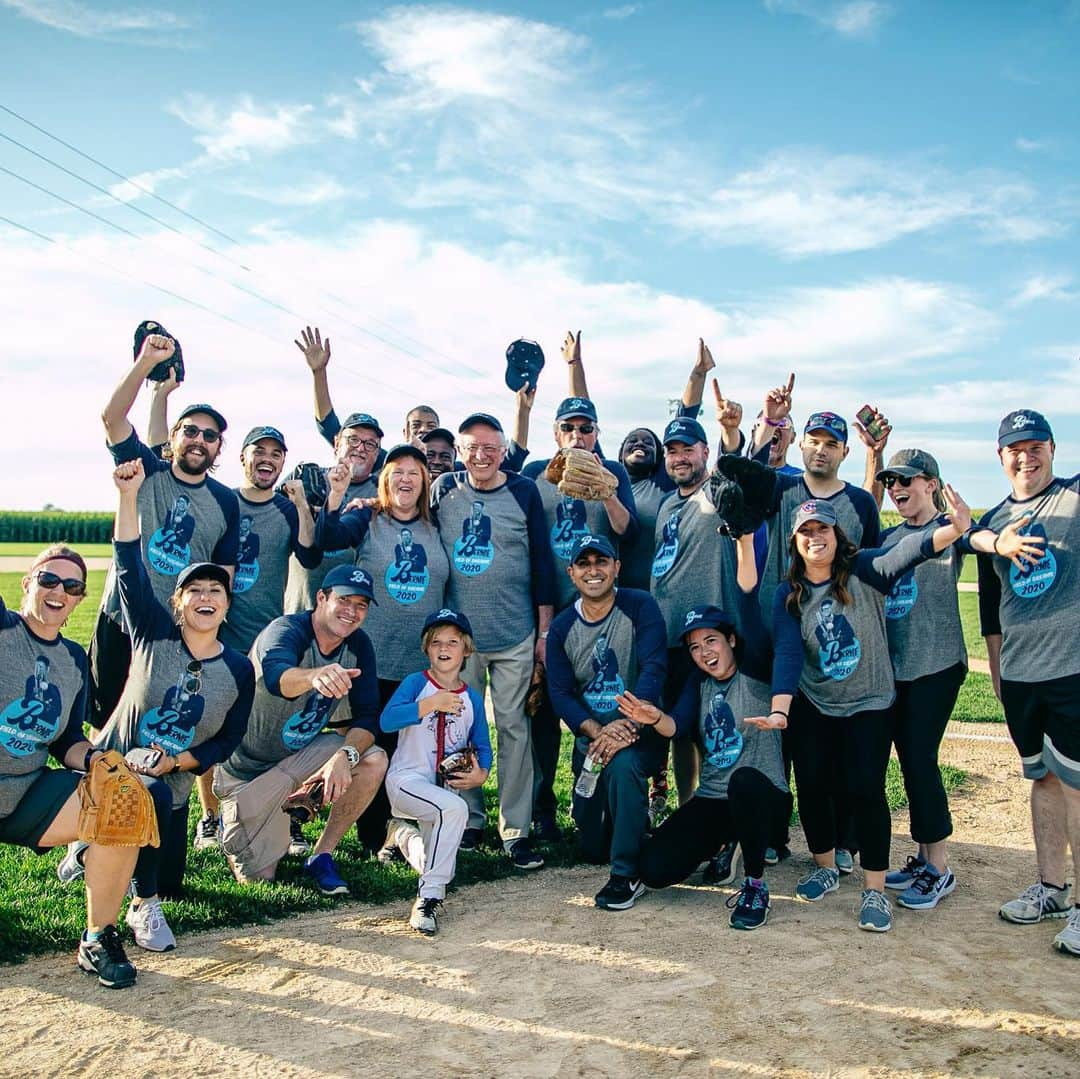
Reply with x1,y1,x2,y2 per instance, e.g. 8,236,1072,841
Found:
532,813,562,843
77,925,137,989
595,874,646,910
702,841,739,886
727,877,770,930
508,838,545,870
459,827,484,851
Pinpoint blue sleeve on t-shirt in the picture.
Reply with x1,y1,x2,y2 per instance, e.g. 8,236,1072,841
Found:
344,629,379,734
277,495,321,569
208,480,240,567
316,408,341,448
670,667,705,739
509,474,556,608
188,648,254,772
314,505,372,554
545,610,593,734
108,430,169,473
466,685,494,769
617,590,666,703
259,614,314,697
380,671,427,732
113,539,176,642
770,583,804,697
51,642,90,762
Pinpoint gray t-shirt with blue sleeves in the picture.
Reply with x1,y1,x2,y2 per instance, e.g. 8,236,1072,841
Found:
975,475,1079,682
94,541,255,809
222,612,379,783
621,477,672,591
522,456,638,611
880,516,966,682
222,492,319,655
431,470,555,653
0,598,88,819
316,507,450,681
650,486,744,647
102,431,240,625
283,473,378,614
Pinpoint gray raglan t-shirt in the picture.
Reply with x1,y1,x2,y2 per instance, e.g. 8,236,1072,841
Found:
880,516,967,682
620,477,671,591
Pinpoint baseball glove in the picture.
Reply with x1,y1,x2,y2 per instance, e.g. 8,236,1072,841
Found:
546,448,618,501
525,660,546,717
77,750,160,848
707,456,778,536
438,747,478,778
133,319,185,384
281,779,325,824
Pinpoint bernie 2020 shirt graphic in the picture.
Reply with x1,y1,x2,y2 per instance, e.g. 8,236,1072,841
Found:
885,570,918,620
550,496,589,560
814,601,861,681
147,494,196,575
651,508,683,579
137,665,205,754
385,528,431,604
1009,521,1057,600
233,515,262,593
702,688,742,770
453,501,494,576
581,635,625,716
0,656,63,757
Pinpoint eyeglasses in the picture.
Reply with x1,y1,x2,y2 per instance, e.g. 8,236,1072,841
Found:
342,435,379,451
33,570,86,596
460,442,503,458
179,424,221,443
559,423,595,434
882,475,918,489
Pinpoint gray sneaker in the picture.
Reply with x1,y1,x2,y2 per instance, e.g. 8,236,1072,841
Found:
1052,906,1080,956
796,865,840,902
125,897,177,952
57,840,88,884
858,888,893,933
999,881,1072,924
834,847,855,874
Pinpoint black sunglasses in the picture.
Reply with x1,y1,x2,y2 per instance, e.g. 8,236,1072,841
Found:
559,422,595,434
882,475,918,489
34,570,87,596
180,423,221,443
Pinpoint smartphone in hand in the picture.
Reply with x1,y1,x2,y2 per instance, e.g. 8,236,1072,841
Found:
856,405,887,442
125,747,163,774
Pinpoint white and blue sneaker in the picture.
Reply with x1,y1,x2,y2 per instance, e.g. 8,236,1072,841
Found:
858,889,893,933
897,865,956,911
125,897,177,952
796,865,840,902
885,853,927,891
999,880,1071,924
834,848,855,875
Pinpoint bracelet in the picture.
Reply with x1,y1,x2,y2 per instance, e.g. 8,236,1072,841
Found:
762,417,783,428
170,755,183,774
769,710,788,719
82,746,96,773
992,534,1002,555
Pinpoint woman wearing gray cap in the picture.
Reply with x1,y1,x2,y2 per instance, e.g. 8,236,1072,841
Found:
748,490,971,933
61,460,255,954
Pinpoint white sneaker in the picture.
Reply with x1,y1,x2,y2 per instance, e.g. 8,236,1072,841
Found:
193,814,221,851
409,896,442,935
288,817,312,857
1052,906,1080,956
57,840,88,884
378,818,418,865
125,897,177,952
999,880,1071,924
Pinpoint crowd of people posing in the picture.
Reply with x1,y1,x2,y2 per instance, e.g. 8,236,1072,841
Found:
1,325,1076,992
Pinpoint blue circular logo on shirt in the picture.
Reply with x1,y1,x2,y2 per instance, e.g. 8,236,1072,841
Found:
0,685,62,758
1009,524,1057,600
703,695,742,770
282,694,333,751
234,561,260,593
651,511,682,579
885,571,918,620
551,497,589,561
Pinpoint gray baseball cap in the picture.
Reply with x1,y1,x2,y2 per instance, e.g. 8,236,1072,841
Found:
876,448,940,483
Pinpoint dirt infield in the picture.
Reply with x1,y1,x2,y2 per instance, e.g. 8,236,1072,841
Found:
1,735,1077,1078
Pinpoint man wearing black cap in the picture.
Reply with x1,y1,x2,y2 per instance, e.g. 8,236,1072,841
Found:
420,427,457,478
92,332,240,728
522,396,638,839
431,412,556,869
974,410,1080,955
215,564,387,895
546,534,667,909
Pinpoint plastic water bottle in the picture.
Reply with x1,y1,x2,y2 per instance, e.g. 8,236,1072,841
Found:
574,754,603,798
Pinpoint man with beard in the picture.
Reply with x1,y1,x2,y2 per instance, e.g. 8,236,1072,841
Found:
191,426,322,851
93,333,239,728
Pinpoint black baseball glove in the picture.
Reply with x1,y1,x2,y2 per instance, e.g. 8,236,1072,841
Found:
707,455,778,536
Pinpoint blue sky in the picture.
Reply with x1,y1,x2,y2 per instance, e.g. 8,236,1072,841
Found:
1,0,1077,509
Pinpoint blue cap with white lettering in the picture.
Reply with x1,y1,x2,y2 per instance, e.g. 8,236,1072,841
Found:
555,397,598,423
569,534,617,562
422,607,473,638
662,417,707,447
998,409,1053,448
681,604,736,640
320,564,378,603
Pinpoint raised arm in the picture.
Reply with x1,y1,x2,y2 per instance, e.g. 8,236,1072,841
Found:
680,338,715,416
748,372,795,457
146,367,180,450
295,326,337,441
112,459,144,542
103,334,175,446
563,330,588,399
854,405,891,510
510,382,536,454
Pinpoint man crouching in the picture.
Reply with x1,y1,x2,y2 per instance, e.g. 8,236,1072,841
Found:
214,565,387,893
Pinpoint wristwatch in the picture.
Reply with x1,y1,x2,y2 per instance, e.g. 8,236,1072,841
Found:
339,744,362,767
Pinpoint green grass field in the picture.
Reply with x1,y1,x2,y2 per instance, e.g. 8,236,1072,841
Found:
0,542,113,558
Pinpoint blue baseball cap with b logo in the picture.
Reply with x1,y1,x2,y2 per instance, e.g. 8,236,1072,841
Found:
997,409,1053,448
321,565,378,602
662,417,708,447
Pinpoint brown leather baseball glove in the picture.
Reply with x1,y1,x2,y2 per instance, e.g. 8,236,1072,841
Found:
77,749,160,848
281,779,325,824
545,448,618,501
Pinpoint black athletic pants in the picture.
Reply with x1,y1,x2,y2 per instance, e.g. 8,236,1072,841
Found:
787,694,893,872
87,610,132,731
353,678,400,853
893,663,964,845
134,789,190,900
638,767,789,886
531,675,560,819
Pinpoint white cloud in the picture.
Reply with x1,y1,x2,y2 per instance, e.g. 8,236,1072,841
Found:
764,0,892,37
108,165,192,203
1010,273,1075,307
167,94,316,161
233,178,353,207
0,0,192,37
603,4,642,18
1015,137,1052,153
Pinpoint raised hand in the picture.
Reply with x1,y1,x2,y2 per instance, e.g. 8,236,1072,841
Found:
695,338,716,376
854,406,891,453
942,483,972,535
112,458,145,494
562,330,582,366
151,365,181,395
281,479,306,507
136,333,174,370
994,513,1047,569
712,379,743,432
295,325,331,372
762,372,795,424
327,463,351,498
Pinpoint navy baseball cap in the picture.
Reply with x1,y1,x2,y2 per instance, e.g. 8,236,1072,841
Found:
791,499,839,535
569,534,617,562
876,448,940,482
384,443,428,467
555,397,598,423
320,565,378,603
998,409,1053,448
505,338,545,393
804,411,848,444
662,417,708,447
681,604,736,640
422,607,473,638
176,403,227,434
458,412,504,434
420,427,455,446
242,425,288,452
175,562,231,595
341,412,384,438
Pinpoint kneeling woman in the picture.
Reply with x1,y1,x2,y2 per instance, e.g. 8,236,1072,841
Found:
90,461,254,949
379,609,492,936
622,536,787,930
754,493,969,934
